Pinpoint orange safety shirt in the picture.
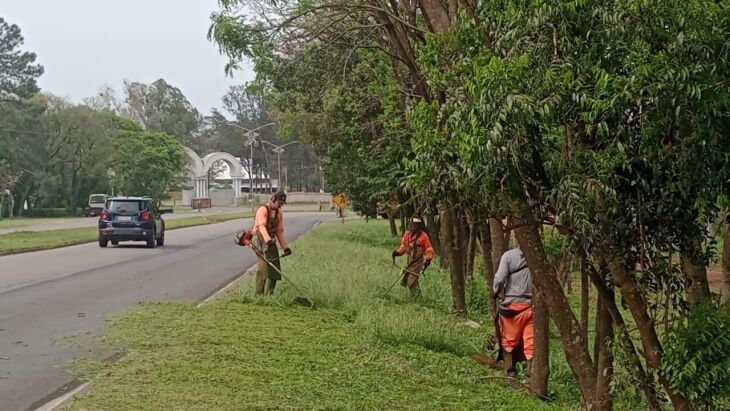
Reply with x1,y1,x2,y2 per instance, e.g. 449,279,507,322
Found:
253,204,288,249
396,231,435,260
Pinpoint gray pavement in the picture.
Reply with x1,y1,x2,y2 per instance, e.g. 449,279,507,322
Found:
0,212,331,411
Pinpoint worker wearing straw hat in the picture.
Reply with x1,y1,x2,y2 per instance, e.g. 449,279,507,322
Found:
391,216,435,298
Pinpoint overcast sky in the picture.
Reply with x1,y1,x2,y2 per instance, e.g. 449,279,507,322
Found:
1,0,253,114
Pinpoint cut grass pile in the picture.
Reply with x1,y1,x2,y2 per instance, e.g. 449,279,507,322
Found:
0,212,252,254
67,220,603,410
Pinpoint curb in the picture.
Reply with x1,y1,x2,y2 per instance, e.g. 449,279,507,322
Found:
32,218,323,410
33,265,256,411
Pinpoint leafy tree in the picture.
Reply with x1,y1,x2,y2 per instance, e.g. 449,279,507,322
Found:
0,17,44,100
43,100,115,214
213,1,730,409
202,84,324,192
0,159,18,217
113,130,183,203
124,79,202,150
0,96,50,215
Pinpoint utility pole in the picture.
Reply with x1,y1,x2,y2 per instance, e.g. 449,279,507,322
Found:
262,140,299,192
244,131,258,212
223,121,277,211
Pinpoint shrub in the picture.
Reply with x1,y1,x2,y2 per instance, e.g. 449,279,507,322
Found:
661,303,730,409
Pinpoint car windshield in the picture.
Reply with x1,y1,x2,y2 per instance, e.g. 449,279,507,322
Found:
90,195,106,204
107,200,145,213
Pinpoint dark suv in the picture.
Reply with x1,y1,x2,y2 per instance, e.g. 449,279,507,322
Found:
98,197,170,248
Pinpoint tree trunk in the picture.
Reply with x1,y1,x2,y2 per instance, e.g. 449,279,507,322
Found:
530,286,550,398
477,221,496,318
594,295,614,411
9,192,14,218
445,207,467,315
680,237,711,307
513,215,597,407
489,218,507,272
722,222,730,305
565,255,573,294
416,0,451,34
596,196,690,409
400,214,406,235
466,220,477,279
503,216,513,247
388,212,398,237
17,182,32,217
607,258,691,411
439,208,450,269
584,256,661,411
426,214,441,255
580,256,590,353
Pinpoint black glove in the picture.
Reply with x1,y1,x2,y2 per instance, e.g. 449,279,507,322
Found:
283,248,292,257
424,259,431,269
266,239,276,247
392,250,398,264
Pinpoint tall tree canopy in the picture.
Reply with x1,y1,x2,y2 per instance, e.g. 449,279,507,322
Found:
0,17,44,100
210,1,730,409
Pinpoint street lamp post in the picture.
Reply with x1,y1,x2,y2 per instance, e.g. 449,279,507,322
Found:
262,140,299,191
244,131,259,212
223,122,276,212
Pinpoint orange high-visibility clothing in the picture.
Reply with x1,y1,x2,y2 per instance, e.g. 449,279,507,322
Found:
499,303,534,360
395,231,435,260
253,204,288,249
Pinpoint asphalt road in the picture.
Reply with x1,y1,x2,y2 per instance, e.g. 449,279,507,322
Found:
0,204,322,235
0,212,330,411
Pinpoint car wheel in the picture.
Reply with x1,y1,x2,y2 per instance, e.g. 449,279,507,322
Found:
146,230,156,248
156,230,165,246
99,238,108,248
111,240,119,246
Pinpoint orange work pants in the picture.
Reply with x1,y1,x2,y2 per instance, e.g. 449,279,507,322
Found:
499,303,534,360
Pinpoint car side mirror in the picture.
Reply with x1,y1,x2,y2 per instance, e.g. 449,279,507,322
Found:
161,208,174,215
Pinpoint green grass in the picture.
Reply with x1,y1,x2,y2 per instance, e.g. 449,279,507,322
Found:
0,213,252,254
67,220,591,410
0,216,68,229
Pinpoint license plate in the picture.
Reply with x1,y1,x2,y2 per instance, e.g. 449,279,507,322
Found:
117,216,132,221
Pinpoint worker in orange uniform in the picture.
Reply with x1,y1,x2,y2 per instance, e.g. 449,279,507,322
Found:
252,191,291,295
391,217,435,298
493,247,533,377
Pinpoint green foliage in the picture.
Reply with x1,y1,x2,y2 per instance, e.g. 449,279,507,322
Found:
661,304,730,408
43,103,115,213
113,131,183,202
0,17,44,99
123,79,202,150
210,0,730,405
211,7,415,216
542,227,566,261
466,274,492,318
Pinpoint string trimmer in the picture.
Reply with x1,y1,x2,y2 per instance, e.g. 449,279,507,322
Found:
249,245,315,309
382,261,426,298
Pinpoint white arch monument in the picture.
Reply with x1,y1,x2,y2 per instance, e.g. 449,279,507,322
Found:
184,147,247,206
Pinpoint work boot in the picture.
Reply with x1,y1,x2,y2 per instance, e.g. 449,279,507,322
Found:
503,351,517,378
